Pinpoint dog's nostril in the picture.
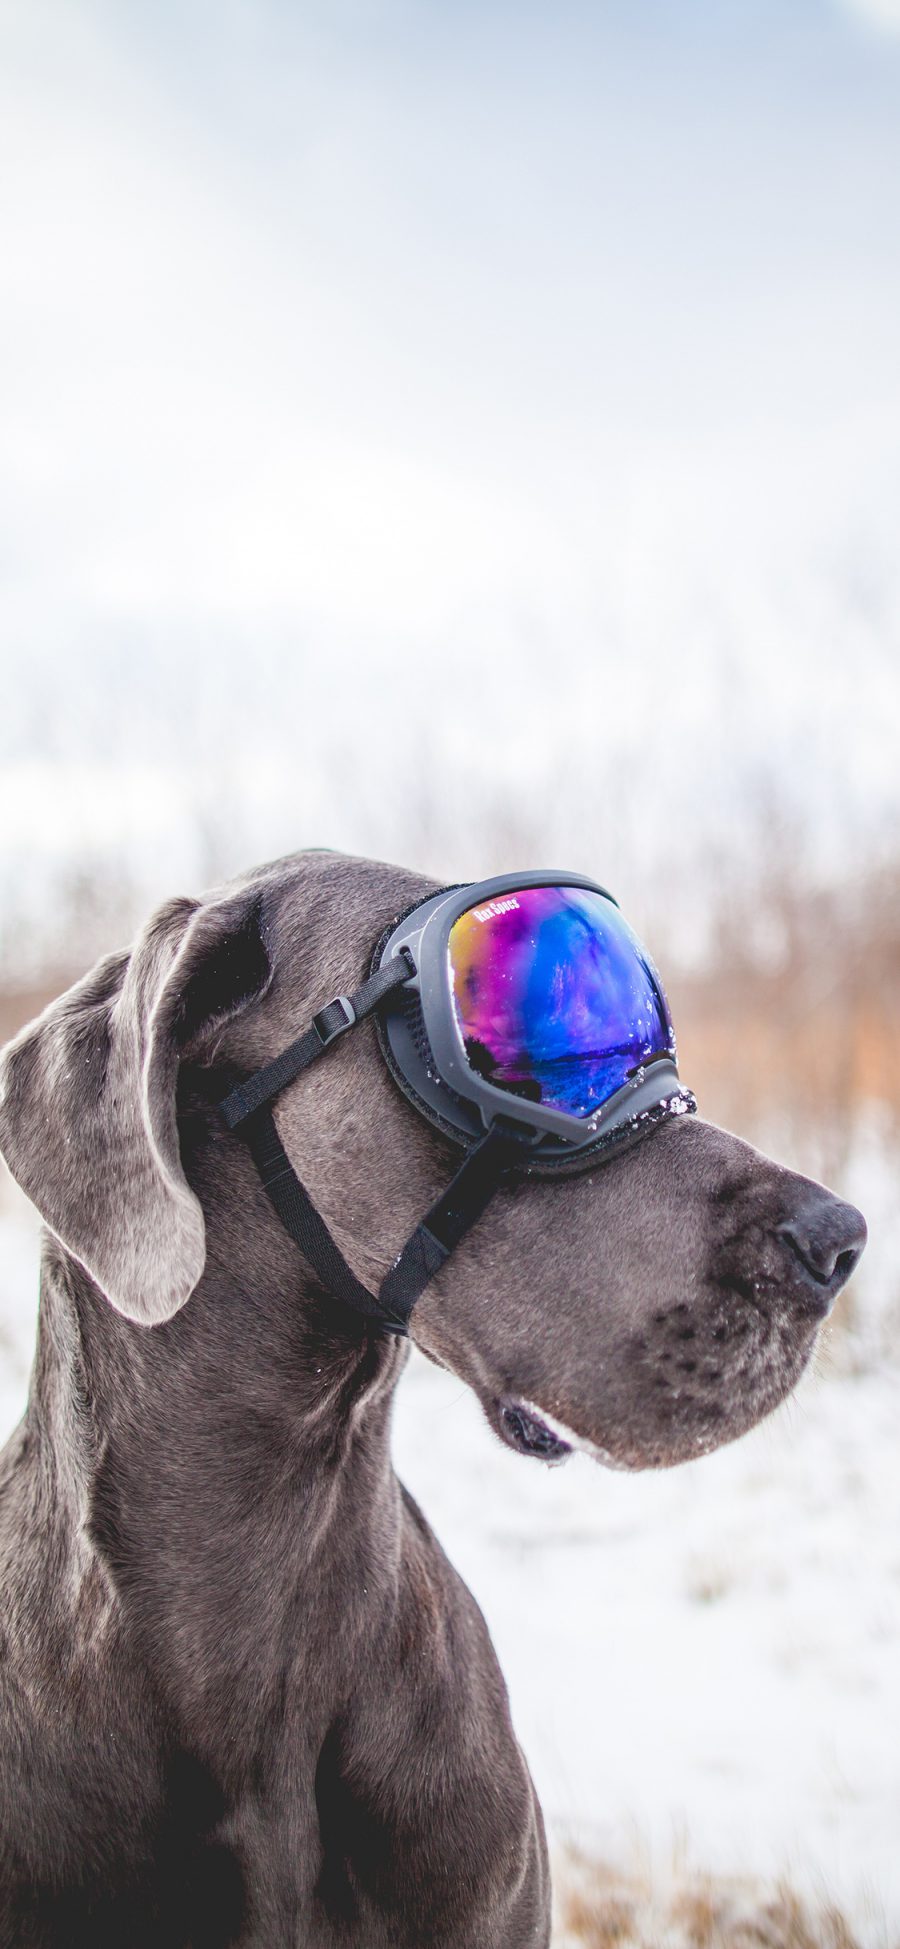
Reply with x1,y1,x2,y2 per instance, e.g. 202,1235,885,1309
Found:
777,1196,867,1296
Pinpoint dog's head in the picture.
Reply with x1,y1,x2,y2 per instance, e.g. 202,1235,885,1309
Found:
0,850,866,1470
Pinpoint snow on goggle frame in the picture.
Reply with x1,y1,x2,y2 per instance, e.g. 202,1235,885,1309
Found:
374,872,690,1159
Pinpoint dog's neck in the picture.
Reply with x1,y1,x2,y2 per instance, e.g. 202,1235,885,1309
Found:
32,1163,410,1769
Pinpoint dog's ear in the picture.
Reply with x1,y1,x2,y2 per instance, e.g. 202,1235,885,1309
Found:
0,886,273,1325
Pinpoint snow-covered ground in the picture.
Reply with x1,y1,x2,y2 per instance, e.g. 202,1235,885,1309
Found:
395,1347,900,1944
1,1173,897,1944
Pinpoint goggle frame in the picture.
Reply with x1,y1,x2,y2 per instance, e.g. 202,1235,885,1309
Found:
375,870,685,1159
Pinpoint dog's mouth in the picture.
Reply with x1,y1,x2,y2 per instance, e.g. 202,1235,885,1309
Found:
492,1395,630,1469
496,1398,573,1463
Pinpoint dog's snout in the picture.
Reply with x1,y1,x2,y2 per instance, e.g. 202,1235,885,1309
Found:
777,1192,867,1309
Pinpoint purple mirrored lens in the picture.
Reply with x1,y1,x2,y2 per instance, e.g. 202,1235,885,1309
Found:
447,886,675,1120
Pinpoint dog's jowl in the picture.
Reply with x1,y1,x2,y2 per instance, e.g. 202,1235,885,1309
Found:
0,851,866,1949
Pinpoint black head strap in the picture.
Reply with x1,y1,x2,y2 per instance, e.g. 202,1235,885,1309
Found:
243,1108,526,1336
379,1118,531,1319
220,952,415,1130
220,952,524,1338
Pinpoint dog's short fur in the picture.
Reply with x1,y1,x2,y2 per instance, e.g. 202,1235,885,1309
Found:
0,851,866,1948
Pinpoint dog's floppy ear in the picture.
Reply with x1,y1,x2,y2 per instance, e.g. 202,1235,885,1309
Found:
0,886,272,1325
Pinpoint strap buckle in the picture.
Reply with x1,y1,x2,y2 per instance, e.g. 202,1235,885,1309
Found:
311,994,357,1049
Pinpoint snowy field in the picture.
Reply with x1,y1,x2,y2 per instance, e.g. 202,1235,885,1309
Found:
1,1169,898,1945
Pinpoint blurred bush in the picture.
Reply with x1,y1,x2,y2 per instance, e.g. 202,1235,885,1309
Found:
669,851,900,1182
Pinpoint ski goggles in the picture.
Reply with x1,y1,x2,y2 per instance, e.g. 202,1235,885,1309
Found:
221,871,695,1336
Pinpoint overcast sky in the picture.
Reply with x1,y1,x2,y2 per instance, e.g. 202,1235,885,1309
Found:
2,0,899,950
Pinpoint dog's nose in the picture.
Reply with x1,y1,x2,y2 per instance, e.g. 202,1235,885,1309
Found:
777,1191,867,1312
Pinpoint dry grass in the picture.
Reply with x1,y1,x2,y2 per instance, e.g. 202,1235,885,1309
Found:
669,852,900,1180
552,1844,886,1949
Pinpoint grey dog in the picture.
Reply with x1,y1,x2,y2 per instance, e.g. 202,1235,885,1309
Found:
0,850,866,1948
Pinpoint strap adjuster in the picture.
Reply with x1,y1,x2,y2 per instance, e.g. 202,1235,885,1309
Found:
312,994,356,1048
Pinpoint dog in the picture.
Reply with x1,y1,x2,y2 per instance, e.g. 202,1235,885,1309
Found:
0,849,866,1948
